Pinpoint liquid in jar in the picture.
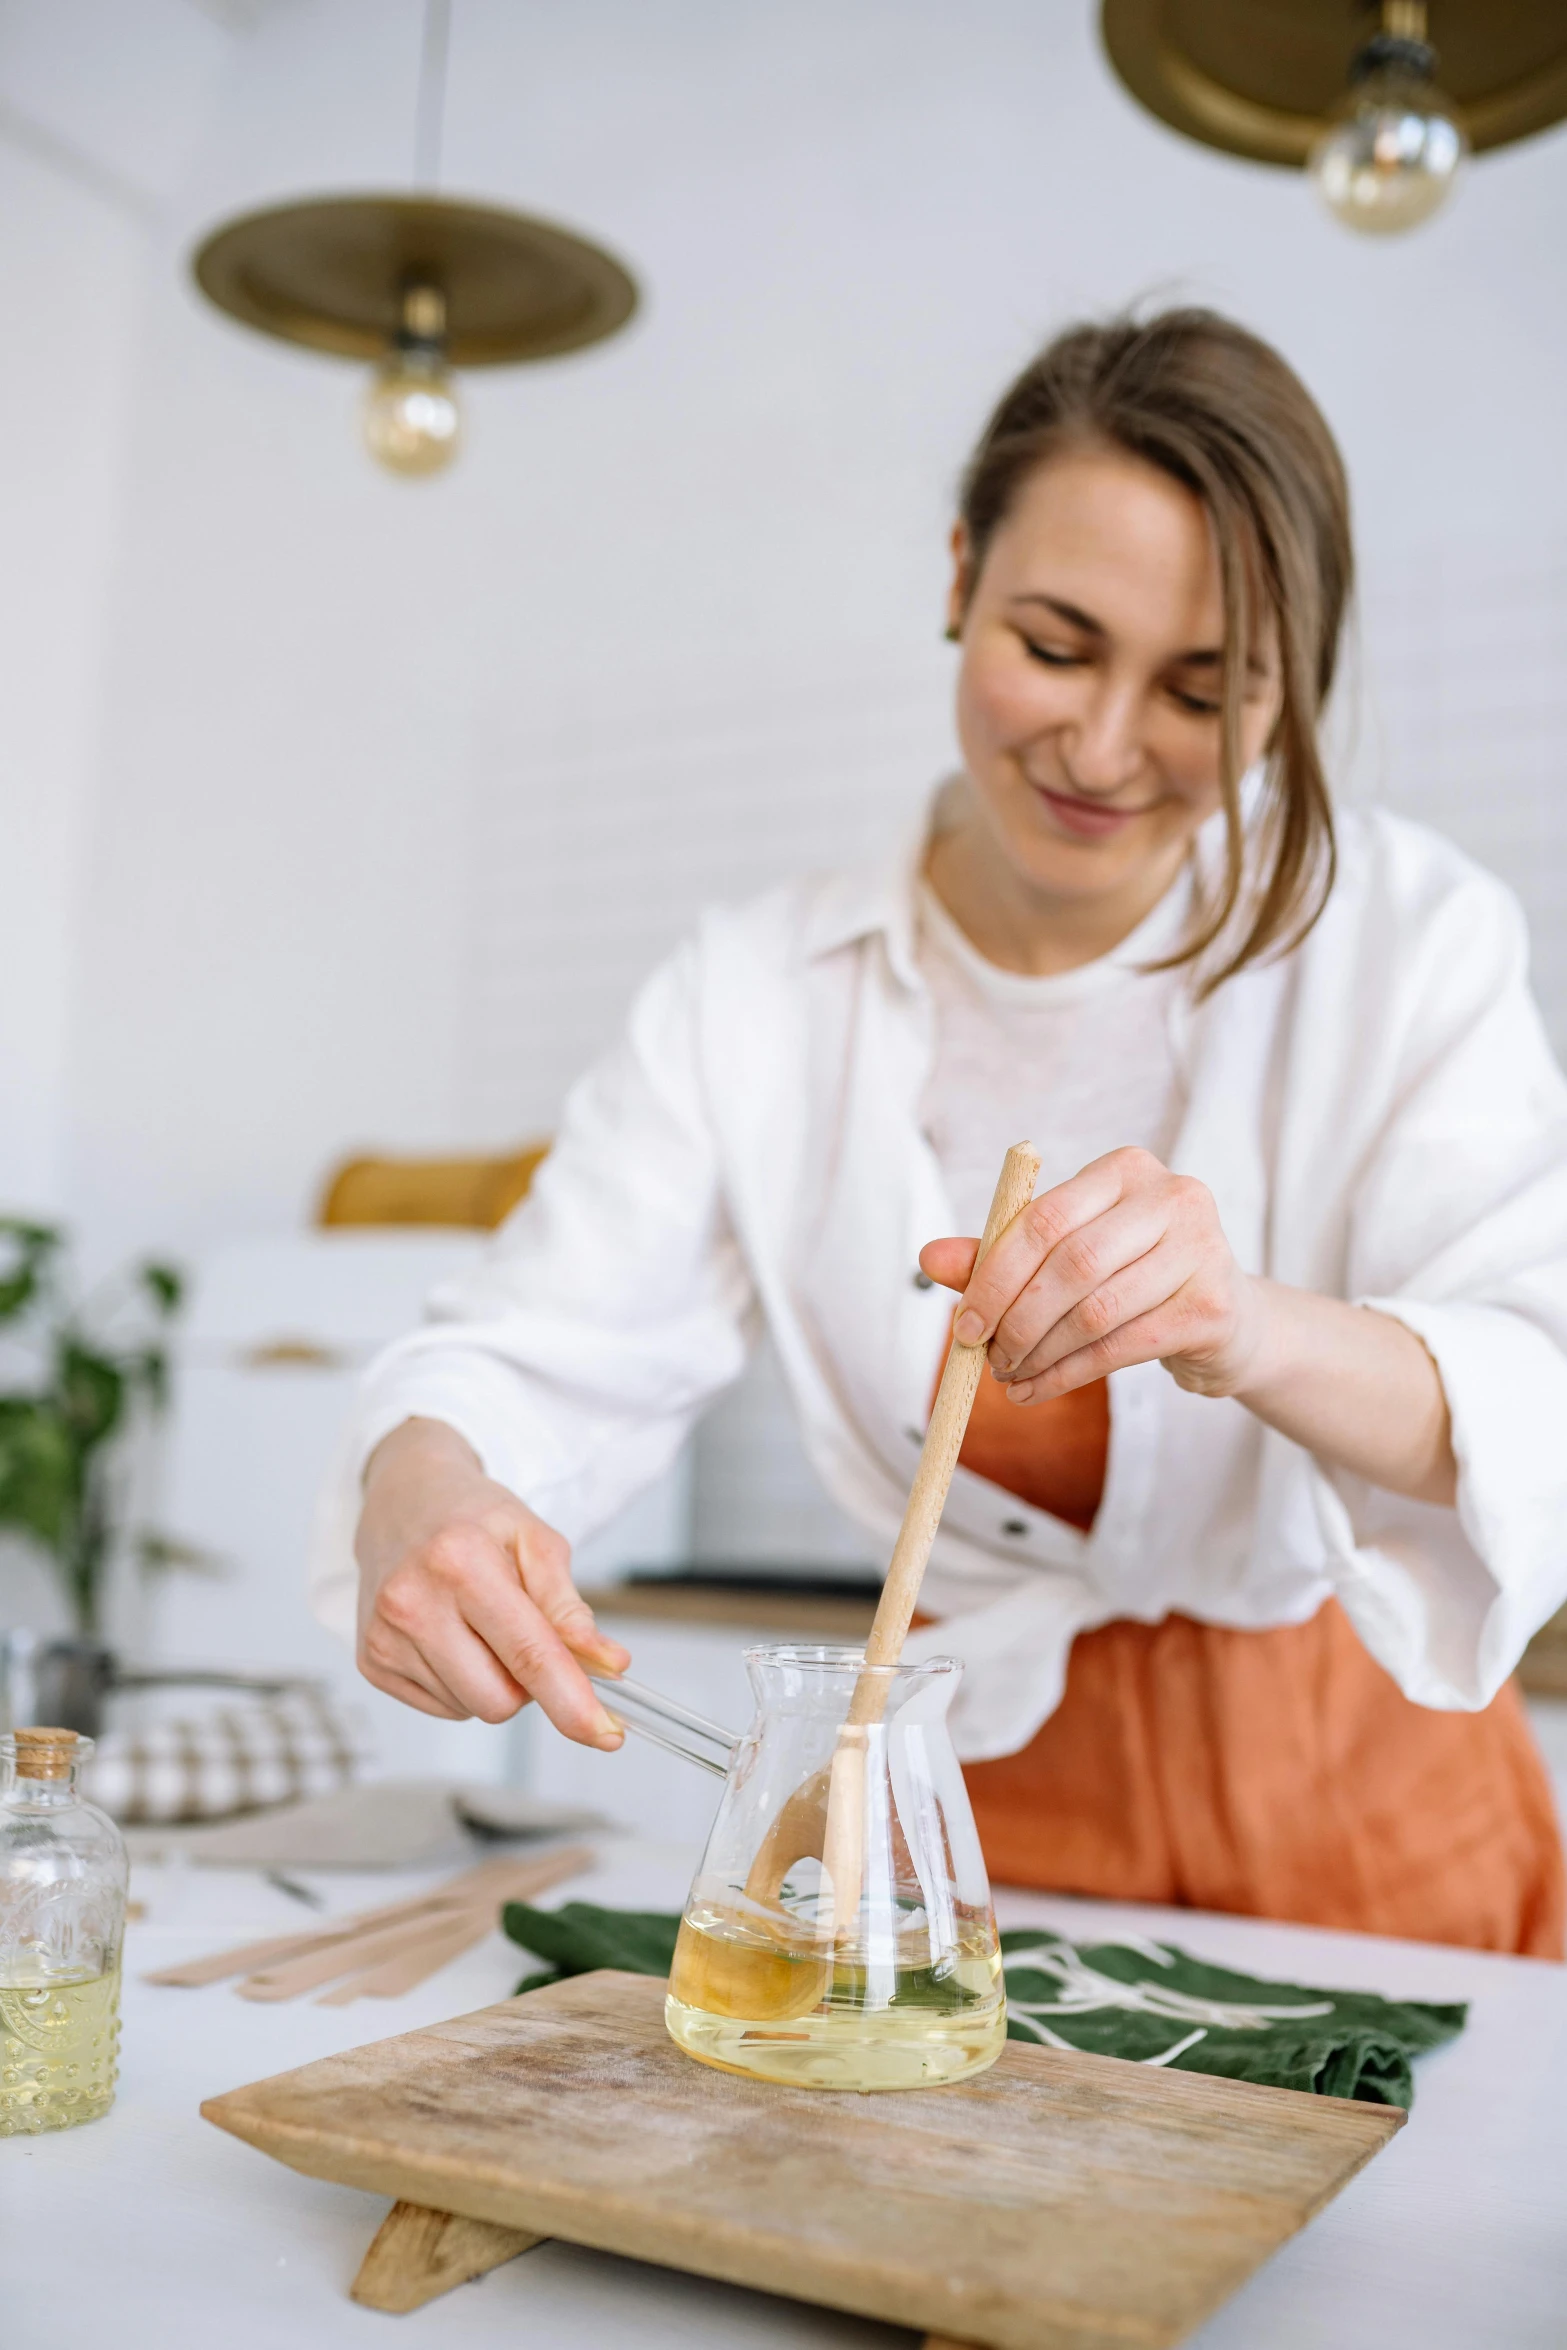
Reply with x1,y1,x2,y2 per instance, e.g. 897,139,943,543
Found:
666,1900,1005,2090
0,1965,121,2134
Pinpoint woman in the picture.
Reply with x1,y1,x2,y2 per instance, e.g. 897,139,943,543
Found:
322,310,1567,1957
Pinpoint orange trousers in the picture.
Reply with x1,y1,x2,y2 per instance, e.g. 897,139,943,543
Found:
962,1599,1565,1959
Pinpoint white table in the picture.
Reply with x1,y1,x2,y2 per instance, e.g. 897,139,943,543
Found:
8,1838,1565,2350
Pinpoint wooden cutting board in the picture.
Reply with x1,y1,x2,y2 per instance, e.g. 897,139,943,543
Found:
202,1968,1402,2350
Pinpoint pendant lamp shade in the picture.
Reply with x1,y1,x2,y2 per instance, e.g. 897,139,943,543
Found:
1100,0,1567,167
192,194,638,367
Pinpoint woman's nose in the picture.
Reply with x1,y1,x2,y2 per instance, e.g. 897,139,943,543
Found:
1062,687,1146,796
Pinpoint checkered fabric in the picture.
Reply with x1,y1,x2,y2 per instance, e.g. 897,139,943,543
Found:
82,1684,368,1823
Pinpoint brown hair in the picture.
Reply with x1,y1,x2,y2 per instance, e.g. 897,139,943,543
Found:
958,308,1351,989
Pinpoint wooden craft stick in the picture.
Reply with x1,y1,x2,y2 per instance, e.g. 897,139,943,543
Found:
317,1846,592,2004
314,1917,496,2005
145,1850,588,1989
144,1857,526,1987
237,1846,593,2003
237,1910,498,2002
144,1923,351,1987
818,1142,1039,1934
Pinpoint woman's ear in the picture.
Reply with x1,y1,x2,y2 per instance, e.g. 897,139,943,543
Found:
946,520,974,642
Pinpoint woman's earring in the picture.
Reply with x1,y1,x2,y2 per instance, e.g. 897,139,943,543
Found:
943,622,960,643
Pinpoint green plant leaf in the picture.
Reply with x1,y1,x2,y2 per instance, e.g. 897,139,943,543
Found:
139,1262,183,1314
0,1222,61,1324
128,1346,169,1409
137,1531,229,1577
0,1227,187,1628
0,1399,78,1550
55,1341,126,1447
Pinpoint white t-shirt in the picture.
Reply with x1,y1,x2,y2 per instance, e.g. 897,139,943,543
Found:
915,876,1193,1229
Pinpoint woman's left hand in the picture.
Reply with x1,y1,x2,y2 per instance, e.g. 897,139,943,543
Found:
920,1147,1269,1403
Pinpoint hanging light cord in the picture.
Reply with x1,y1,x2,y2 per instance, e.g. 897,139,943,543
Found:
413,0,452,189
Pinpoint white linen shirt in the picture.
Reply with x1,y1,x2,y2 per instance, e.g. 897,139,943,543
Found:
312,806,1567,1762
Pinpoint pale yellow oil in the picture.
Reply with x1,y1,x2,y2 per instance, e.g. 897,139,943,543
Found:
666,1903,1005,2090
0,1966,121,2134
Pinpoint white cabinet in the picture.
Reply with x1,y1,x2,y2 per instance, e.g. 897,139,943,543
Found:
151,1231,693,1787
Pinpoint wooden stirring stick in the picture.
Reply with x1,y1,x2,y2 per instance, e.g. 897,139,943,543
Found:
237,1846,591,2003
146,1850,589,1993
745,1140,1041,1926
144,1854,543,1987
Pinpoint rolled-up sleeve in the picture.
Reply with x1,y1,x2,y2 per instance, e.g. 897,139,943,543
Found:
1316,873,1567,1707
309,935,754,1640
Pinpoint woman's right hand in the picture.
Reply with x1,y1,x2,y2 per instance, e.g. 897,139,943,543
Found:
353,1417,629,1748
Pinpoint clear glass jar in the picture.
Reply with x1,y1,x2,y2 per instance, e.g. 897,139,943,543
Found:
0,1727,127,2133
662,1646,1006,2091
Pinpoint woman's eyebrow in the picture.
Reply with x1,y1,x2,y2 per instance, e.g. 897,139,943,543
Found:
1010,593,1104,634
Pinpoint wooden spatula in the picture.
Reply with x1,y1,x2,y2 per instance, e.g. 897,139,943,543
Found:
744,1140,1040,1926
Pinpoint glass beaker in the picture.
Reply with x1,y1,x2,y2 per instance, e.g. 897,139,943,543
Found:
597,1644,1005,2092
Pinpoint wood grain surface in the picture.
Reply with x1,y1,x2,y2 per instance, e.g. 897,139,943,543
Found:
350,2198,543,2311
202,1969,1402,2350
580,1582,879,1635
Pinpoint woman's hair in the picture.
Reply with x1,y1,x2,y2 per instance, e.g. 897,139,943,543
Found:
958,308,1351,989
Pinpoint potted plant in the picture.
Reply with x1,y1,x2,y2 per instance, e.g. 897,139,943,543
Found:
0,1219,192,1731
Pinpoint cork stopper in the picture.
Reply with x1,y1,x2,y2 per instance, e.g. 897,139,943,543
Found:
11,1727,81,1781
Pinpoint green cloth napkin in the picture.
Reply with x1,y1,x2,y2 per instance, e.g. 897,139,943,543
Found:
502,1899,1466,2109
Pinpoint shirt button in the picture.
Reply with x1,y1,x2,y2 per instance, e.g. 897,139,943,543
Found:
912,1269,935,1290
1001,1518,1028,1538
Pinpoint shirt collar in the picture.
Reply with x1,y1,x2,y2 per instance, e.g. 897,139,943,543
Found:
799,797,933,988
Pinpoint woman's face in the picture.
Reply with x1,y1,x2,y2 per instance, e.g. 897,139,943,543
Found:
948,444,1281,902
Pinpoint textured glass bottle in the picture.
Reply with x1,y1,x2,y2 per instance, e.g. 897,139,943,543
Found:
0,1728,127,2133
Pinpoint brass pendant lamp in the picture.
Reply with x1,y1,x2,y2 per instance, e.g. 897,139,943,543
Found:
1102,0,1567,233
191,1,637,475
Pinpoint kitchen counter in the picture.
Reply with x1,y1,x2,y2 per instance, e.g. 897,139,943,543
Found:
8,1836,1566,2350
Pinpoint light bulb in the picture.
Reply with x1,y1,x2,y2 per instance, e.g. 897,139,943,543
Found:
362,281,461,477
1309,28,1467,236
362,350,462,476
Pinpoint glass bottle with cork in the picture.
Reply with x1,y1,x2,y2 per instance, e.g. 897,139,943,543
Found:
0,1726,126,2133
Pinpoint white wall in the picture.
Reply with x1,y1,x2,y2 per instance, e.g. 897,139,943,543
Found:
2,1,1566,1658
0,0,231,1209
37,0,1567,1272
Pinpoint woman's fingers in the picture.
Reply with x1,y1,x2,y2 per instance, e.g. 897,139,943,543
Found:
371,1516,625,1747
358,1618,476,1719
354,1436,634,1750
366,1569,533,1722
1005,1296,1207,1403
950,1152,1142,1345
991,1222,1202,1381
488,1505,630,1676
918,1235,981,1292
459,1563,625,1749
923,1149,1254,1398
363,1661,469,1722
991,1207,1198,1383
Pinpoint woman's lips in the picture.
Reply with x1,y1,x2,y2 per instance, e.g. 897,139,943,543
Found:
1032,781,1146,840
